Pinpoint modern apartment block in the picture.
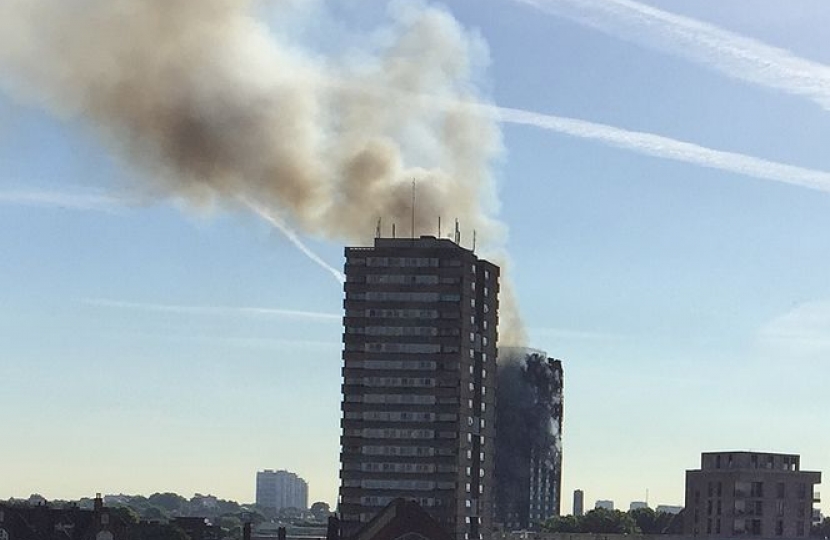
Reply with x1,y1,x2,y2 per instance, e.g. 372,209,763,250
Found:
338,236,500,540
684,451,821,538
493,349,563,530
256,470,309,511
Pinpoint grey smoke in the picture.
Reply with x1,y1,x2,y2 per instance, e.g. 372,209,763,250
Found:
0,0,526,343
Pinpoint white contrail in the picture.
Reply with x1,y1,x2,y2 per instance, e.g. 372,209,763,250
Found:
484,104,830,193
83,298,340,320
238,196,346,285
514,0,830,111
0,188,124,212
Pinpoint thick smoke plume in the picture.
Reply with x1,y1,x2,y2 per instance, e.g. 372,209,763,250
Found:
0,0,526,342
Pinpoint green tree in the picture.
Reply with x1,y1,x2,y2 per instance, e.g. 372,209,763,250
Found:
142,506,168,522
148,493,188,514
542,514,582,533
112,506,141,525
630,507,658,533
310,502,331,522
581,508,639,534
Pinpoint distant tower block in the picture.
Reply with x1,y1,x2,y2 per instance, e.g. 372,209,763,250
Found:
595,500,614,511
573,490,584,516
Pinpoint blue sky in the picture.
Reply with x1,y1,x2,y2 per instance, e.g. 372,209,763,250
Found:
2,0,830,513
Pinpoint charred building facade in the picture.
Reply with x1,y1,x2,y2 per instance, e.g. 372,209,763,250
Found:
339,236,500,540
494,349,563,530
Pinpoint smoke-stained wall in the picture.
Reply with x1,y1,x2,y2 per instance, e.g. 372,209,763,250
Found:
494,348,564,530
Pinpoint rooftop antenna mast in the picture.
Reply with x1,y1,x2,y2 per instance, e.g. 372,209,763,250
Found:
454,219,460,244
438,216,442,238
376,218,381,239
411,179,416,240
472,230,476,252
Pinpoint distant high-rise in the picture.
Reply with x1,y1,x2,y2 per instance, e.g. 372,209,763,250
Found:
573,490,584,516
684,451,821,538
256,470,308,511
338,236,500,540
493,349,564,530
595,500,614,511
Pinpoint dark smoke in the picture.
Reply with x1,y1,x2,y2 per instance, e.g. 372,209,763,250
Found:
495,348,564,528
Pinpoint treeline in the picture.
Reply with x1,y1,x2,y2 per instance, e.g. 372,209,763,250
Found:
543,507,682,535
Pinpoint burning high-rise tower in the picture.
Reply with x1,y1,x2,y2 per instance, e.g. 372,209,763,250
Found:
494,348,564,530
338,235,500,540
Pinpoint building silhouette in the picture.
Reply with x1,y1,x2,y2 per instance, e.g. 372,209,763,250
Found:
0,494,127,540
684,451,821,538
338,236,500,540
256,470,309,511
493,349,563,530
573,490,584,516
594,500,614,511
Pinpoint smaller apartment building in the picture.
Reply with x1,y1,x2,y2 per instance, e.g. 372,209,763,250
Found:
684,452,820,538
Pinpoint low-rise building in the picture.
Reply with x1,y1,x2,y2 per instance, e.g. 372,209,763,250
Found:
684,451,821,538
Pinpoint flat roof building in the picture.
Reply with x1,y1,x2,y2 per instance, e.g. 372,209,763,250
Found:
338,236,500,540
684,451,821,538
256,470,309,511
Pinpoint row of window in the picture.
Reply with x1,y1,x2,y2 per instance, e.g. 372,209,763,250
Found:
362,274,454,285
349,428,435,439
348,360,437,370
361,445,436,456
361,462,436,473
356,496,439,508
365,257,440,267
360,326,442,337
359,394,436,405
353,343,443,353
355,308,440,319
698,481,810,501
344,411,456,422
345,376,435,387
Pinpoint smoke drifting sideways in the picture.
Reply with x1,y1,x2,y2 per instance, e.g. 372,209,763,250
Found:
0,0,528,343
495,348,564,523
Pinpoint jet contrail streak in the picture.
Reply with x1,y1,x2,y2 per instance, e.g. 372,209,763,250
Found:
239,196,346,285
486,103,830,193
514,0,830,111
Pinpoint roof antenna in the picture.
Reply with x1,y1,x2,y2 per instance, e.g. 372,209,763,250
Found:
454,219,460,244
392,223,396,238
438,216,442,238
411,179,416,240
472,230,476,252
376,218,381,239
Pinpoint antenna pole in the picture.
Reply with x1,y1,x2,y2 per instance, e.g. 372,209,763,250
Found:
411,179,416,239
438,216,441,238
473,230,476,252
